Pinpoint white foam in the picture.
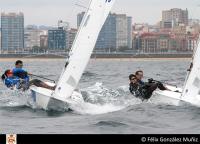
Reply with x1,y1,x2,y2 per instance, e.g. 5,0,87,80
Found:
69,83,142,115
70,102,125,115
0,89,30,107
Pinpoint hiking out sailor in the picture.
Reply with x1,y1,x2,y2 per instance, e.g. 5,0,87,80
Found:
129,70,169,100
13,60,56,90
1,69,56,91
135,70,169,90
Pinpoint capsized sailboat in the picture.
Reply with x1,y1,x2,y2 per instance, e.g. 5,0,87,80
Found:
30,0,116,110
154,39,200,107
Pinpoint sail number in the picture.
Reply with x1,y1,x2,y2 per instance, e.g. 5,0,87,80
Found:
105,0,111,3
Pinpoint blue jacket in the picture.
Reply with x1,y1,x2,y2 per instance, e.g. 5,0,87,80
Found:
12,68,29,81
4,76,21,88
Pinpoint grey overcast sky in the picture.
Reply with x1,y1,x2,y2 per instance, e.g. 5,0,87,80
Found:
0,0,200,28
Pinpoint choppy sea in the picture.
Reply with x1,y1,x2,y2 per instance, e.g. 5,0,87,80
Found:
1,59,200,134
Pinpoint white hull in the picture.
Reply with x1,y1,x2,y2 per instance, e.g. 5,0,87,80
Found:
154,88,182,106
30,82,84,111
154,85,200,107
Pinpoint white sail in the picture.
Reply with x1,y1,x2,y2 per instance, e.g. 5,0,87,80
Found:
53,0,115,100
181,39,200,105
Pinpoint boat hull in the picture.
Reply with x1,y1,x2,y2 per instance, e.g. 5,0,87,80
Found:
153,85,200,107
153,89,182,106
30,82,84,111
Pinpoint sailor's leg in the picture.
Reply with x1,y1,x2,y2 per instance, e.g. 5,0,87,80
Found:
146,83,158,93
143,83,159,99
29,79,56,90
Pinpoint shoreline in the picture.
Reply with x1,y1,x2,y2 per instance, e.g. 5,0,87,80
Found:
0,57,191,62
0,53,192,61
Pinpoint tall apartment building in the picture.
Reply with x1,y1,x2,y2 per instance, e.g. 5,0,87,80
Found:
48,27,67,51
40,35,48,50
115,14,128,50
162,8,188,28
1,12,24,53
127,17,133,49
95,13,132,51
95,14,116,51
24,25,45,51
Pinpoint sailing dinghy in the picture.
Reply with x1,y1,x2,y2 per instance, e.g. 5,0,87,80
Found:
155,39,200,107
30,0,115,110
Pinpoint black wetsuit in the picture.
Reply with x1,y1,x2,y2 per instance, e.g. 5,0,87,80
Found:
129,82,146,99
129,80,167,100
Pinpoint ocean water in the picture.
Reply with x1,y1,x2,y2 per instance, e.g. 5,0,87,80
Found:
1,58,200,134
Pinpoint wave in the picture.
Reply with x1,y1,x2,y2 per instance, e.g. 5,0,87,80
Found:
83,71,98,77
95,121,128,127
0,82,144,115
0,90,28,107
69,82,142,115
0,89,37,109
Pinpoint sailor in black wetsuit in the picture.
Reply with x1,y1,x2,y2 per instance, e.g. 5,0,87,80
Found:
129,74,146,99
129,71,169,100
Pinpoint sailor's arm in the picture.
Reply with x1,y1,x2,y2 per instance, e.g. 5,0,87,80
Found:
28,73,32,76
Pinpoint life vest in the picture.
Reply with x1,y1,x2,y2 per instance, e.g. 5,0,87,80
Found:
12,68,29,81
4,76,21,89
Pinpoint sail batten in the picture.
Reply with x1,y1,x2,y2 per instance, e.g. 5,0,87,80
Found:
53,0,115,100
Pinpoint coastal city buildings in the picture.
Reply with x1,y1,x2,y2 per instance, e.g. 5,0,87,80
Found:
1,12,24,53
135,27,199,53
77,12,133,51
0,8,199,54
132,8,199,53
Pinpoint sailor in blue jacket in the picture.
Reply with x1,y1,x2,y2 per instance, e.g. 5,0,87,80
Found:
11,60,55,90
1,60,56,90
2,68,55,90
